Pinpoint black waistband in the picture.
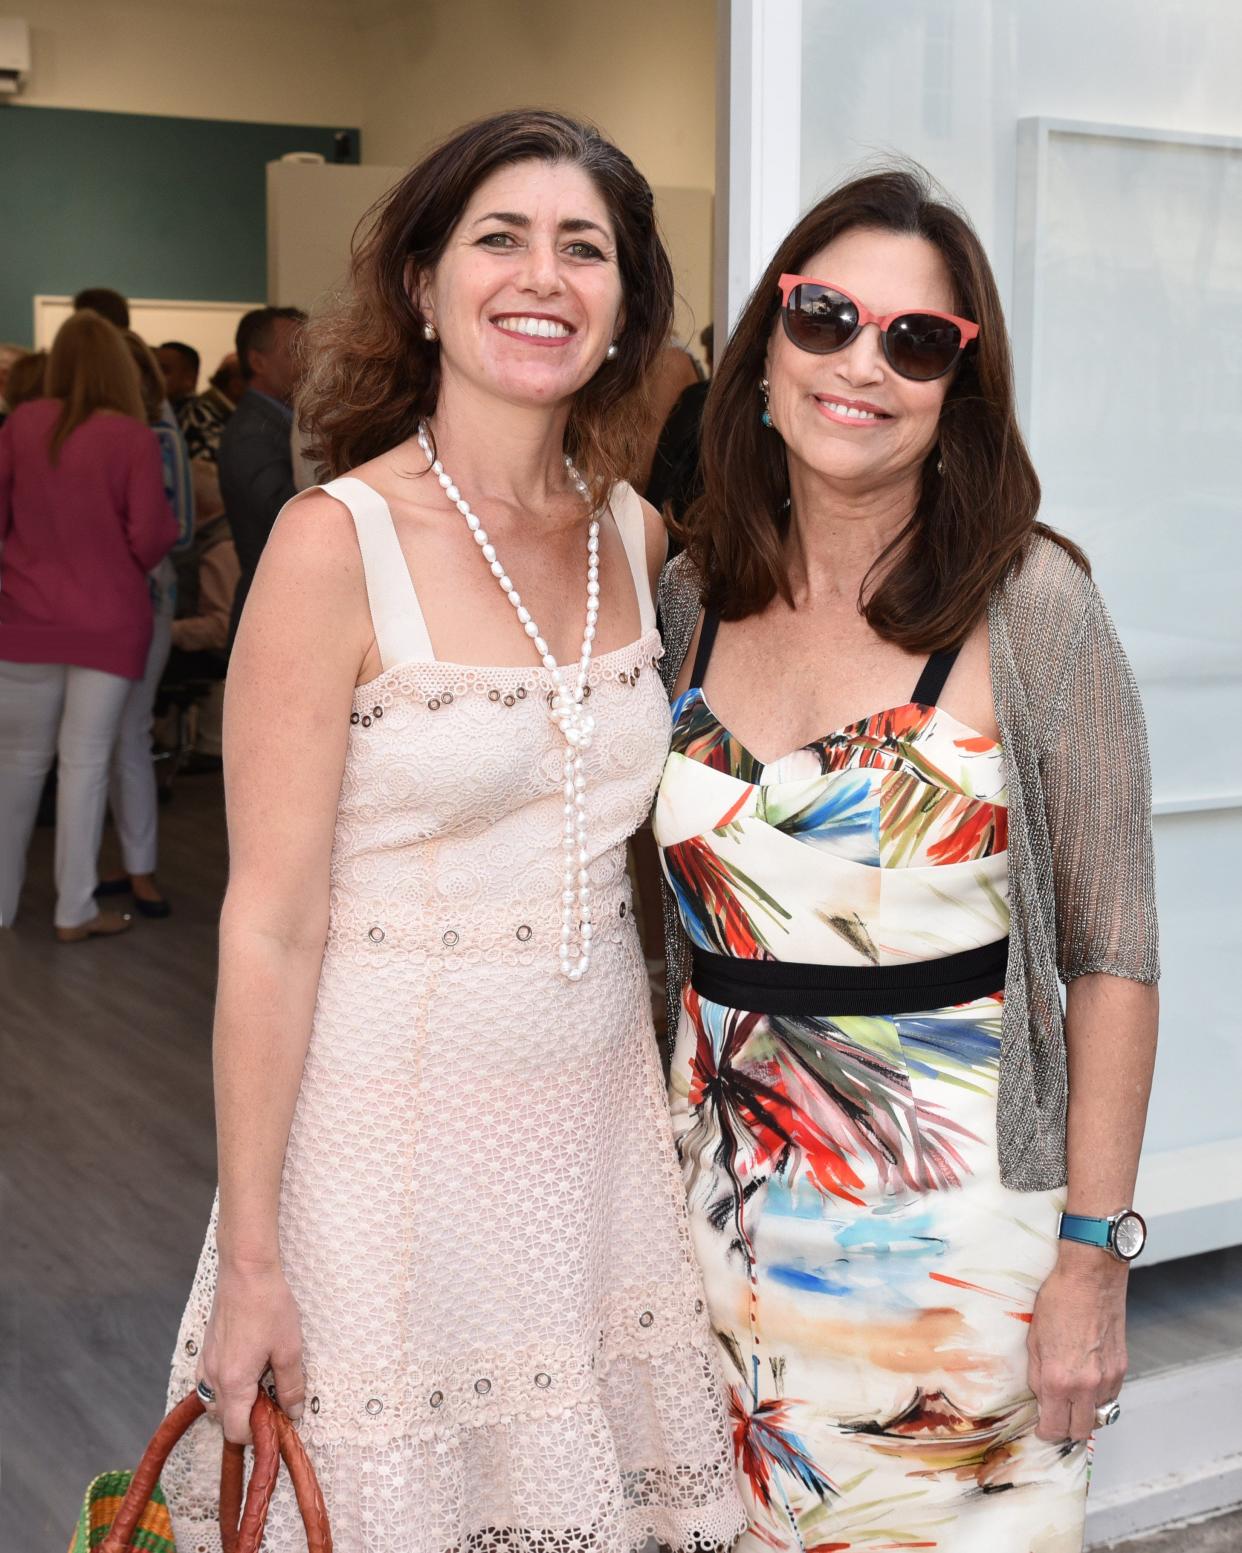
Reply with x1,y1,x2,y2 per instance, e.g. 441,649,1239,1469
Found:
689,938,1009,1016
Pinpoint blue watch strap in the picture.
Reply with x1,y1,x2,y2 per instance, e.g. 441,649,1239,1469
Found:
1059,1212,1112,1249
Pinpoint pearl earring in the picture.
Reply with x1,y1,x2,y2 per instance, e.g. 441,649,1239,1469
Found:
605,341,619,361
936,452,945,476
423,322,438,342
760,377,773,429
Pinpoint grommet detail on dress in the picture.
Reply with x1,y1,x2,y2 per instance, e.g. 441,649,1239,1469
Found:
443,692,454,704
516,686,527,699
309,1396,320,1414
534,1372,552,1389
350,712,360,725
474,1378,492,1395
428,698,441,711
373,706,383,719
366,1398,383,1415
503,694,516,707
583,684,592,698
368,926,385,943
442,929,459,947
639,1310,655,1328
184,1339,198,1356
429,1390,444,1408
489,689,501,703
694,1298,704,1313
619,902,627,918
516,925,533,942
361,715,372,727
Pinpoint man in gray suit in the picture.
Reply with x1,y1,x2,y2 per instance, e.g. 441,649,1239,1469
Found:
220,306,307,647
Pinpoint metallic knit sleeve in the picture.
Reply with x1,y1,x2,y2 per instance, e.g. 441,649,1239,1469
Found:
1039,580,1161,984
655,552,704,1051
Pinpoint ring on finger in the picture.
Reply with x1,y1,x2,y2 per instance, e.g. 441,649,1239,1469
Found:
196,1379,218,1405
1094,1399,1121,1428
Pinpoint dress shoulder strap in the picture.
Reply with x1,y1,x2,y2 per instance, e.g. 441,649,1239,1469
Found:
911,645,961,708
320,476,435,669
608,482,658,636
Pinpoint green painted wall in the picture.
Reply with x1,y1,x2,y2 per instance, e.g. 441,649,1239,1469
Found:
0,105,359,346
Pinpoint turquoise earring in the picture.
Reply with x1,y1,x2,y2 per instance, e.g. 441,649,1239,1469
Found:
760,378,773,428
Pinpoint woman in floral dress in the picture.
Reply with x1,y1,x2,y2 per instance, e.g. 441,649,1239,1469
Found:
654,169,1159,1551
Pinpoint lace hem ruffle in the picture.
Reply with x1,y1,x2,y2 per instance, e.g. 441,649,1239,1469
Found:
163,1342,746,1553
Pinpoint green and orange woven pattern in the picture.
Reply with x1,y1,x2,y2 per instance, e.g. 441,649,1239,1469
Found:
68,1471,175,1553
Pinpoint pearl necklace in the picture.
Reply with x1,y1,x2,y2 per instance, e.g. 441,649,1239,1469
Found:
416,422,599,982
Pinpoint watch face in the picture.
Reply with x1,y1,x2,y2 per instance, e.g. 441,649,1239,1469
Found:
1113,1211,1147,1260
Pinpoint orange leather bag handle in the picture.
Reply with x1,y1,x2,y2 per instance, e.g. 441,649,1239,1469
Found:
99,1390,331,1553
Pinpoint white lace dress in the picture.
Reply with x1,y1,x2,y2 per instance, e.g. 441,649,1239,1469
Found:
162,477,744,1553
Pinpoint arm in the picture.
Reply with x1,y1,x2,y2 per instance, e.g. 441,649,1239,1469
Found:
125,431,181,570
201,492,372,1446
1027,586,1160,1442
171,540,239,654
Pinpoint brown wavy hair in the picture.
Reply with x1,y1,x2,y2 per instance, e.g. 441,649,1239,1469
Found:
682,166,1083,648
300,109,675,491
45,311,145,461
123,330,167,424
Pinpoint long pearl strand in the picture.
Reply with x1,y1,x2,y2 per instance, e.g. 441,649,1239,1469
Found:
416,422,599,982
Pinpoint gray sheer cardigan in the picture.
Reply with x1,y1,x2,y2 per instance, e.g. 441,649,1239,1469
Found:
656,534,1159,1191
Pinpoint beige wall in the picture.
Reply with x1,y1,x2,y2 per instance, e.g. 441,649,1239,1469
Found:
15,0,715,195
356,0,716,193
14,0,368,127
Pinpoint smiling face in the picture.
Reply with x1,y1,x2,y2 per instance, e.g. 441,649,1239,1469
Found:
419,158,625,413
765,227,958,493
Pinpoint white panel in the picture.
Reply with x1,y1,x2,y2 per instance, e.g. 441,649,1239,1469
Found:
33,296,261,389
1015,120,1242,810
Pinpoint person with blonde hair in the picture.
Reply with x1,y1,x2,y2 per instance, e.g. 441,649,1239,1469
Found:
0,311,178,938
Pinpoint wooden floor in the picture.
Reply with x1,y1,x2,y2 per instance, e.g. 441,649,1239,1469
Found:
2,772,1240,1547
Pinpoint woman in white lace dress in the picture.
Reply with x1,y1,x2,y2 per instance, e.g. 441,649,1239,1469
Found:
163,110,744,1553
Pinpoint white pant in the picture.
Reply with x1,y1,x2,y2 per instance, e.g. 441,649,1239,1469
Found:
108,611,173,876
0,660,132,929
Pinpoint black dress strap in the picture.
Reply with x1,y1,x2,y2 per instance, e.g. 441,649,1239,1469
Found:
688,608,720,689
910,646,961,708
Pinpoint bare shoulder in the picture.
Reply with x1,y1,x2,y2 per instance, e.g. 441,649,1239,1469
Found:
259,486,365,590
237,486,372,674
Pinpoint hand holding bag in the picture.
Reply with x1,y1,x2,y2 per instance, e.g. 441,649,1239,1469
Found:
69,1388,331,1553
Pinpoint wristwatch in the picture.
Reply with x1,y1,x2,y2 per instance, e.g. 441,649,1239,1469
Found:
1058,1208,1147,1262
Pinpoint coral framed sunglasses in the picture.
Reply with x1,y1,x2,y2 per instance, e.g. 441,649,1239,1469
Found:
777,273,980,382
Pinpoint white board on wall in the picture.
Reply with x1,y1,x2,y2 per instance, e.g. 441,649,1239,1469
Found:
34,297,262,393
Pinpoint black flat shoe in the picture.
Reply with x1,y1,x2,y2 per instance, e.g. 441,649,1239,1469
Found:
134,895,172,919
94,876,132,898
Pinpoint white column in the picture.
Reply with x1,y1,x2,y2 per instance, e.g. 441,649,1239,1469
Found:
715,0,804,335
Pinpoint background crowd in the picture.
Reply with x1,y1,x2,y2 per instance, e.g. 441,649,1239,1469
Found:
0,289,712,956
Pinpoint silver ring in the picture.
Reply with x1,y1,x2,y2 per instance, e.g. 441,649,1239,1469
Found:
1094,1400,1121,1428
196,1379,217,1405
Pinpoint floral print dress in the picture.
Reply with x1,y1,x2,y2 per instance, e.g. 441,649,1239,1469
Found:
653,617,1089,1552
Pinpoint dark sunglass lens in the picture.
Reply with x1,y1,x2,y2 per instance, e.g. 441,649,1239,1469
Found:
783,285,858,354
886,314,963,380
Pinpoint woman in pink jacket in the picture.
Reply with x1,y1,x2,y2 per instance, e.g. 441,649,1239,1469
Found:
0,311,179,939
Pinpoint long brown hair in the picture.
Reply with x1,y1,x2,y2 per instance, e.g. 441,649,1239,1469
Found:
684,166,1084,648
45,311,145,461
300,109,675,491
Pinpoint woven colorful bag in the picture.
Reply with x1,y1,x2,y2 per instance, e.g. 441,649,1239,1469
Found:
68,1389,331,1553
